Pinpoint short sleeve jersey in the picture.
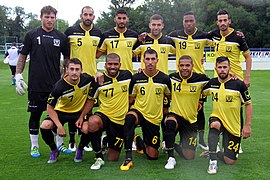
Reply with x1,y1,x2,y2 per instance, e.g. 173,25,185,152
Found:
91,70,132,125
99,28,138,73
130,70,171,125
47,73,94,113
209,28,250,80
203,78,252,137
168,29,213,74
133,33,176,74
20,27,69,92
65,23,102,76
169,72,209,123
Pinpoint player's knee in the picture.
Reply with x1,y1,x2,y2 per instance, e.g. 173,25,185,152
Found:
124,114,137,128
88,115,102,132
210,121,221,130
165,119,177,132
81,121,88,134
40,120,54,129
145,146,158,160
182,149,195,160
107,149,120,161
224,156,237,165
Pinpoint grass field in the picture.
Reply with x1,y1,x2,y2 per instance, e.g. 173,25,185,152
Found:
0,60,269,180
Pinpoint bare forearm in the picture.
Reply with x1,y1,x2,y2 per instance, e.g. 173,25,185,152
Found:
79,99,94,119
16,54,27,74
245,103,252,126
244,53,252,77
47,105,62,128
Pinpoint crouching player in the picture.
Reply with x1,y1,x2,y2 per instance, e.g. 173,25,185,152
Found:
40,58,95,163
203,56,252,174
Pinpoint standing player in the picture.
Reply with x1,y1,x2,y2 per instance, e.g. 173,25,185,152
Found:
164,55,209,169
120,48,171,171
168,12,213,150
4,42,20,85
64,6,102,151
15,5,70,158
133,14,175,74
40,58,95,163
203,56,252,174
97,9,138,73
210,9,252,88
73,53,132,170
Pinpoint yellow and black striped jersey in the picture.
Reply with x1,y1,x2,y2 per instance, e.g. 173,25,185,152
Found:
133,33,176,74
169,72,209,123
91,70,132,125
64,23,102,76
168,28,213,74
203,78,252,137
130,70,171,125
99,28,138,73
209,28,250,80
47,73,95,113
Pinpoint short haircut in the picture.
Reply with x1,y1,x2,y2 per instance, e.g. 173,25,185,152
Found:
179,55,193,64
144,47,158,58
12,42,16,46
65,58,82,69
115,9,128,16
216,56,230,66
150,14,163,22
40,5,57,16
183,11,195,17
216,9,230,19
106,53,120,62
81,6,94,14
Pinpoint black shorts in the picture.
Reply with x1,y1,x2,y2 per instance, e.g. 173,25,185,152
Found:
27,91,50,112
209,117,241,160
9,65,16,75
130,109,160,150
95,112,124,152
167,112,198,151
45,111,81,126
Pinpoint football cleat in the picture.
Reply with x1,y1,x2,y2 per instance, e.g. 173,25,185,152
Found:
30,146,40,158
199,143,209,151
162,141,168,154
58,143,72,154
68,142,76,152
134,135,144,154
47,149,59,164
90,158,104,170
84,144,93,152
239,145,243,154
207,160,218,174
74,149,83,163
164,157,176,170
120,159,133,171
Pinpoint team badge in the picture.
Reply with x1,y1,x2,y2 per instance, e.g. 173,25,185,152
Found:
226,95,233,102
190,86,197,92
126,41,132,47
121,85,128,92
195,43,200,49
92,40,98,46
160,47,166,53
244,90,251,99
155,88,162,95
53,39,60,47
226,46,232,52
82,89,87,95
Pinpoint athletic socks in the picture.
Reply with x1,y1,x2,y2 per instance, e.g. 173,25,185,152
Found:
208,128,220,160
123,114,136,159
164,120,176,158
30,134,39,149
40,128,57,151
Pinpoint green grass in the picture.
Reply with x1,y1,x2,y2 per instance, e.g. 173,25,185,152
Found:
0,60,269,179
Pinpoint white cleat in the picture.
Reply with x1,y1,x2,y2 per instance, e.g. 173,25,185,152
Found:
239,145,243,154
68,142,76,152
164,157,176,170
90,158,105,170
199,143,209,151
207,160,218,174
84,144,93,152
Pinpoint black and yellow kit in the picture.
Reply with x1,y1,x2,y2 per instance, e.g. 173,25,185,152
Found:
65,23,102,76
99,28,138,72
130,70,171,125
133,33,176,74
47,73,94,113
209,28,250,80
169,72,209,123
91,70,132,125
203,78,252,137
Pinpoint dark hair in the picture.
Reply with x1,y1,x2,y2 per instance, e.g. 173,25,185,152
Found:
216,56,230,66
179,55,193,64
12,42,16,46
115,9,128,16
150,14,163,22
40,5,57,16
81,6,94,14
143,47,158,58
106,53,120,62
183,11,195,17
216,9,230,19
65,58,82,69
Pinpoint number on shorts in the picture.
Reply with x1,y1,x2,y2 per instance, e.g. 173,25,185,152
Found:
114,137,124,148
189,137,197,146
228,141,239,152
152,136,158,144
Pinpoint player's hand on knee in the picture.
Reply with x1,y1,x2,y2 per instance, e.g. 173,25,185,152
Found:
15,73,28,96
57,126,66,137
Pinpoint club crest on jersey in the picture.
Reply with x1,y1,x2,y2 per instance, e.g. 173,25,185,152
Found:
195,43,200,49
126,41,132,47
226,95,233,102
226,46,232,52
155,88,162,95
121,85,128,92
160,47,166,54
190,86,197,92
92,40,98,46
82,89,87,95
53,39,60,47
244,90,251,99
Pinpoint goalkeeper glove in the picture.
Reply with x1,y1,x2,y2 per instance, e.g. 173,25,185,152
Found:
15,73,28,96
